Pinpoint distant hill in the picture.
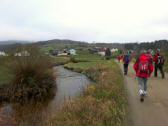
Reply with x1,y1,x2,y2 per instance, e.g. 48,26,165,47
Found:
34,39,168,51
0,40,31,45
34,39,90,50
122,40,168,51
92,40,168,51
0,40,32,51
0,39,168,52
36,39,87,45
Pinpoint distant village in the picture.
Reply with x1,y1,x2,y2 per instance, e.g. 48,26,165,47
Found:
88,47,119,56
0,47,120,57
0,51,30,57
49,47,120,57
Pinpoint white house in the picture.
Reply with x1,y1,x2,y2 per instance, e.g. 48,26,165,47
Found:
57,53,68,56
15,52,22,56
15,51,30,56
69,49,76,55
0,51,7,56
98,51,105,57
111,48,118,53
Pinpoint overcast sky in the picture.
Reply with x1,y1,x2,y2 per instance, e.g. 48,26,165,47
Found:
0,0,168,43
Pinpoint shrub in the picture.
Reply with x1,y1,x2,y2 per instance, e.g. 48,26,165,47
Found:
8,46,56,102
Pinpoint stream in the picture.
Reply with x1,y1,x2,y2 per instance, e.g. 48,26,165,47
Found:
0,66,91,126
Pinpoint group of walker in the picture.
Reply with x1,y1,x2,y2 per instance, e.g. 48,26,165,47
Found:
119,49,165,102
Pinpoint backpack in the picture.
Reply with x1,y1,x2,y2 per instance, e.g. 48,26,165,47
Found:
158,56,164,65
138,59,149,74
124,55,130,64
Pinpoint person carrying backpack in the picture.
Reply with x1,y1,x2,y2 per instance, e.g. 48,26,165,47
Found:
123,52,131,75
134,51,154,102
153,50,165,79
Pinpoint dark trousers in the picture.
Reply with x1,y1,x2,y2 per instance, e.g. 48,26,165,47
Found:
124,64,129,75
154,64,165,78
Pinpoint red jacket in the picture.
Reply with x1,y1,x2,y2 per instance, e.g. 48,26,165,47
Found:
134,53,154,78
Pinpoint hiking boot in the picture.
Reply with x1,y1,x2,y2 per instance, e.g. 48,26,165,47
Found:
139,89,143,95
144,91,147,97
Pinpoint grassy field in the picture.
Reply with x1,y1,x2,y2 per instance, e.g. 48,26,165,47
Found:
73,50,101,62
51,56,70,65
0,57,14,86
48,51,127,126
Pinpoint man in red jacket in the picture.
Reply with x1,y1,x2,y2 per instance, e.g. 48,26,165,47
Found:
134,51,154,102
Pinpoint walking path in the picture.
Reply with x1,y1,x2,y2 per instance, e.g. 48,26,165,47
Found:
120,63,168,126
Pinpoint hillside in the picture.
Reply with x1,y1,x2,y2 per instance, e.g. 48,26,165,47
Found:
1,39,168,53
0,40,31,51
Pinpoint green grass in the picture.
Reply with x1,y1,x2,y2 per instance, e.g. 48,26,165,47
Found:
40,46,54,54
48,52,127,126
65,62,99,71
0,57,14,85
64,50,106,73
0,65,13,85
51,56,70,65
73,50,101,62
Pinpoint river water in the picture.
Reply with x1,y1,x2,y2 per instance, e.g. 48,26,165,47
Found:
0,66,91,126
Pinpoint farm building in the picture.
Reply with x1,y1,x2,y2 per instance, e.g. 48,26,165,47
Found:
69,49,76,55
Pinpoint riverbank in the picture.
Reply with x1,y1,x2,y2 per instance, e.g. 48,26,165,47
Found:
49,58,127,126
0,66,91,126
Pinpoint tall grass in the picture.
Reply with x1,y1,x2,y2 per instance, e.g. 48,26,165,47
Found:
7,46,56,102
0,57,14,85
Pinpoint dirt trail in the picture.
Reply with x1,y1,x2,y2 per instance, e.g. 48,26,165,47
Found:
120,63,168,126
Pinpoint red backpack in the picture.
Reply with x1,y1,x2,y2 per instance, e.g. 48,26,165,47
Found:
138,55,149,74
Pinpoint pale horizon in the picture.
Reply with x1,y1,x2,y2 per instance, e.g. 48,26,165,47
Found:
0,0,168,43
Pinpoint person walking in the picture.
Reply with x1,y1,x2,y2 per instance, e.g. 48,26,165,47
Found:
146,49,153,64
105,48,111,60
123,52,131,75
134,51,154,102
153,49,165,79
